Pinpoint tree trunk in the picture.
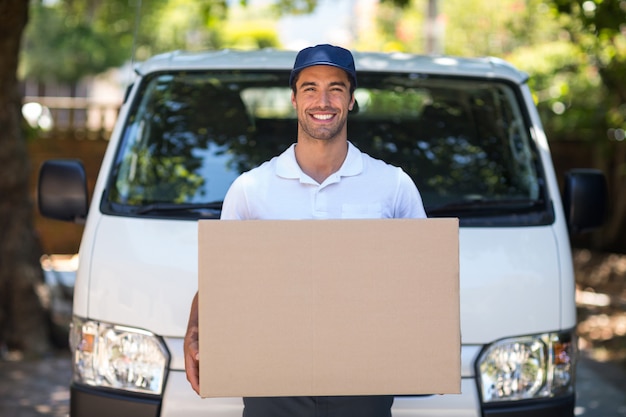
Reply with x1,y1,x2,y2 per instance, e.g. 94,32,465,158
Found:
0,0,51,356
425,0,443,54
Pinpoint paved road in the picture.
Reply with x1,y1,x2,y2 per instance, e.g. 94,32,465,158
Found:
0,350,624,417
576,353,626,416
0,351,71,417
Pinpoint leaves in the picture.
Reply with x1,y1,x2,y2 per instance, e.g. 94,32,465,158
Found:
21,2,131,83
20,0,242,83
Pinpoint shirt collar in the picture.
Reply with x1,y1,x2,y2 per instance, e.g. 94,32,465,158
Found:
275,142,363,182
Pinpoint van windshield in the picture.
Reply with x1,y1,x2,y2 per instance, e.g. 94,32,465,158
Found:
104,70,552,226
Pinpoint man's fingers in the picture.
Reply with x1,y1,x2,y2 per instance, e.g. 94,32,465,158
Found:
185,350,200,394
184,293,201,394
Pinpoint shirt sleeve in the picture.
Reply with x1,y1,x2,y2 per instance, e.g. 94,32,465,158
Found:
394,169,427,219
220,174,250,220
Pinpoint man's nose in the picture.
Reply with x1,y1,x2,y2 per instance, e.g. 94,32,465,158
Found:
316,91,331,107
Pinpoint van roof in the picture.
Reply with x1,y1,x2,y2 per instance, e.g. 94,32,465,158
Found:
135,49,529,84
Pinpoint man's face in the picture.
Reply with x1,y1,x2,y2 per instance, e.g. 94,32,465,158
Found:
291,65,355,142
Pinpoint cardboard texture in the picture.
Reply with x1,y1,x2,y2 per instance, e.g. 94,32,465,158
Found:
198,218,460,398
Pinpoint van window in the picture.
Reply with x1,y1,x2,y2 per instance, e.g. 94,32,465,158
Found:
103,71,552,226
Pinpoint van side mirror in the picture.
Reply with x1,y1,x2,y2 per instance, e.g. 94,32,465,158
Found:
38,159,88,222
562,169,607,234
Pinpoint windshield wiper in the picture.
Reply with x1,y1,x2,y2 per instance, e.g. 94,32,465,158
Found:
427,198,544,216
135,201,223,214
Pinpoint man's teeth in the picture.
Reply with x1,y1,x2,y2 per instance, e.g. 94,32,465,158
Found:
313,114,333,120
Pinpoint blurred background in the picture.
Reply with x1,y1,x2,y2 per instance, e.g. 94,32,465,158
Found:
1,0,625,379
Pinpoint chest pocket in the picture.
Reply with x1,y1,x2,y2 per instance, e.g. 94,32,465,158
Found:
341,203,383,219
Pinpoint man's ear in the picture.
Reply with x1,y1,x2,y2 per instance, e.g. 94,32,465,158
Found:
291,91,296,109
348,94,355,111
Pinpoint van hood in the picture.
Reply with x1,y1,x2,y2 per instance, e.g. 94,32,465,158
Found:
86,217,566,343
459,227,566,343
87,216,199,337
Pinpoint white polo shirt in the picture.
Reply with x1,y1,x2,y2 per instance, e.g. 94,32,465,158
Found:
221,142,426,220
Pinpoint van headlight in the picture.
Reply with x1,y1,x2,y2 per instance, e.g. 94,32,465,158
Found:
69,316,170,395
477,331,576,403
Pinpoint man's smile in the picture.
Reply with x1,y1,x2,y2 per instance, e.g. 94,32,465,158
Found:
311,113,335,121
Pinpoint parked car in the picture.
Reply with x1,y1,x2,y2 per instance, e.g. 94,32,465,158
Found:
38,49,606,417
39,253,77,347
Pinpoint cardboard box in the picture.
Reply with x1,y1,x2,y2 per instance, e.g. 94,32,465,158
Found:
198,218,460,398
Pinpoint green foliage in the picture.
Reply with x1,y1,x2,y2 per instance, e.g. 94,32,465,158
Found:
537,0,626,139
508,40,608,141
355,1,424,52
271,0,314,14
220,2,281,49
222,24,280,50
20,0,245,84
369,0,562,56
368,0,625,142
141,0,222,55
551,0,626,33
21,2,128,83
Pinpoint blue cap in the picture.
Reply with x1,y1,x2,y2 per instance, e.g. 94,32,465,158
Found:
289,44,357,88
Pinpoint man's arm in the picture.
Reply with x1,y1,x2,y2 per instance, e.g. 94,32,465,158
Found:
185,171,249,394
184,292,200,394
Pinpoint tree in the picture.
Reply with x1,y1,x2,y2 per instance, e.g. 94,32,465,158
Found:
0,0,51,356
23,2,128,86
538,0,626,252
20,0,233,94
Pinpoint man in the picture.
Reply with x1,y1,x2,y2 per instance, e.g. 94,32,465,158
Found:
184,44,426,417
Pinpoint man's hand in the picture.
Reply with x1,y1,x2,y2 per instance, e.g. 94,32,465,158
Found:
184,292,201,395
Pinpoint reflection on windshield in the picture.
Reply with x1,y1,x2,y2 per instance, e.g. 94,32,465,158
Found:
106,71,546,224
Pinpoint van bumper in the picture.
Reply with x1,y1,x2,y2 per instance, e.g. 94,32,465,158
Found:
482,393,575,417
70,384,161,417
70,373,574,417
70,372,244,417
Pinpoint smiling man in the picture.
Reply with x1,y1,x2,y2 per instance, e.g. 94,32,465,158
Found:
185,44,426,416
289,46,357,184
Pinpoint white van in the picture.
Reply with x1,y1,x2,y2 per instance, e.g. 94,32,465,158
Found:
38,50,606,417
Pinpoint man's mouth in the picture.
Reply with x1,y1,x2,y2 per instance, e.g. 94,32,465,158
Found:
311,113,334,121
